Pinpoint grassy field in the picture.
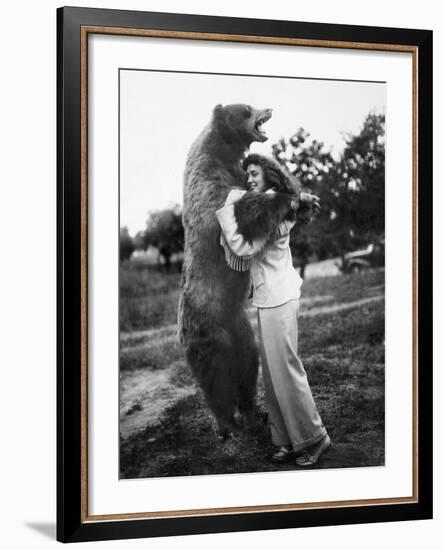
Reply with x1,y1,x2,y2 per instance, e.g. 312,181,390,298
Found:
119,260,385,479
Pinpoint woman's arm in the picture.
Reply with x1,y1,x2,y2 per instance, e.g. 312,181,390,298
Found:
216,186,298,256
233,190,295,243
273,218,296,238
216,201,269,257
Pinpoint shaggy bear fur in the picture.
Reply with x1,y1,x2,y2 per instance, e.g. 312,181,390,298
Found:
234,189,297,243
178,104,295,438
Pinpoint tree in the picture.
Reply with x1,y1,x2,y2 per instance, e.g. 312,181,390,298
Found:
339,113,385,239
272,113,385,268
142,204,184,270
272,128,336,273
318,113,386,263
119,227,135,262
272,128,335,190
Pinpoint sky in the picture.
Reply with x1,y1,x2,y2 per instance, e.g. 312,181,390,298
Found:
120,69,385,236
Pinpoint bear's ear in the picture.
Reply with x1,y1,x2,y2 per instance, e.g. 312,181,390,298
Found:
213,104,224,118
212,104,232,138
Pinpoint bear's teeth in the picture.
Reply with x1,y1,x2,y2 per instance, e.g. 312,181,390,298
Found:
258,125,266,135
255,117,268,136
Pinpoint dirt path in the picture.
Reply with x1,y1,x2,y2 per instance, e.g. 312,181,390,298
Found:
301,295,383,317
120,295,384,349
120,362,195,438
120,294,384,440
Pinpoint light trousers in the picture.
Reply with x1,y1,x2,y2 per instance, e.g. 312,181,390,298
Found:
257,299,327,452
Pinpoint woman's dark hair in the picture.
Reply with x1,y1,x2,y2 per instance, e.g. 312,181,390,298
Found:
242,154,298,194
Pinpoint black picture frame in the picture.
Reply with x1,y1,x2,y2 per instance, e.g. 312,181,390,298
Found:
57,6,433,543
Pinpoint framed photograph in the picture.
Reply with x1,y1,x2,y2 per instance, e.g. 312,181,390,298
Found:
57,6,433,543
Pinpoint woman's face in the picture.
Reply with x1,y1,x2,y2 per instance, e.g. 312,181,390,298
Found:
246,164,266,192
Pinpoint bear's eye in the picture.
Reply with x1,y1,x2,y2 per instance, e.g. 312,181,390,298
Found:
244,106,252,118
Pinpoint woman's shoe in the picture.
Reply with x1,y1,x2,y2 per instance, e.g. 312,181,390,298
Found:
295,434,331,467
271,445,294,464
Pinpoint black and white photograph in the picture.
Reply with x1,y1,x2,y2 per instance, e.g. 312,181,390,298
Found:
118,69,386,479
52,5,433,543
0,0,438,544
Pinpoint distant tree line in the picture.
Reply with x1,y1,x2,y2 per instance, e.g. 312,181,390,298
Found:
120,112,385,273
120,204,184,269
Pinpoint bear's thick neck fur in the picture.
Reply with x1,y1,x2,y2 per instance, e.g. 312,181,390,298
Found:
189,125,248,188
206,124,249,160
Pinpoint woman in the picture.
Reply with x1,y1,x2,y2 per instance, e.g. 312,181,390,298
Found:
216,154,330,467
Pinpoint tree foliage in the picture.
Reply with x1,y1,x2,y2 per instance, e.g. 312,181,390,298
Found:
141,204,184,269
272,113,385,267
120,227,135,262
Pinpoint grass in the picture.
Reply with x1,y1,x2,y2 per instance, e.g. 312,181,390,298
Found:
119,263,385,478
120,263,181,332
120,337,183,371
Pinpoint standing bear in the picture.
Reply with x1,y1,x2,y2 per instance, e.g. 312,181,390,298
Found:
178,104,299,438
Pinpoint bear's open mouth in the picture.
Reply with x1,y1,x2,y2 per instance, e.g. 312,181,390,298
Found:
254,111,272,139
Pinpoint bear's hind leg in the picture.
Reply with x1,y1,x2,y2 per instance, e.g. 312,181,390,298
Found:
186,329,239,439
235,315,260,430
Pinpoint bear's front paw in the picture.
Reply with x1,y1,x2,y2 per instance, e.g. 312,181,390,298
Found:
296,192,321,224
299,192,321,214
